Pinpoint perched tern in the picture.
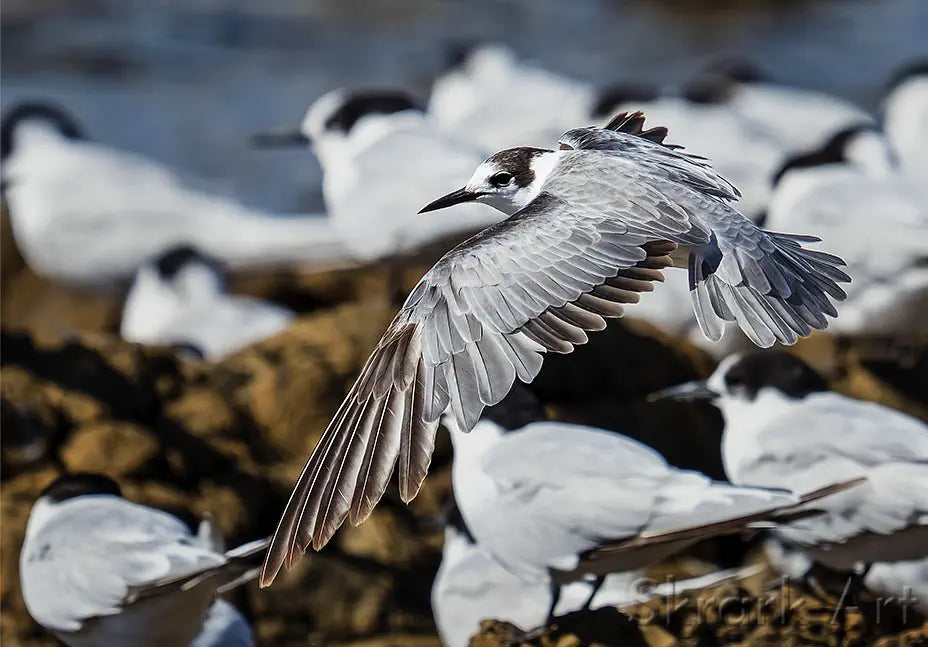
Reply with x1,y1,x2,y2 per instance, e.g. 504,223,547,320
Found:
260,112,850,585
432,514,755,646
120,246,294,360
445,412,856,621
253,89,502,261
654,352,928,583
0,101,346,287
19,473,268,647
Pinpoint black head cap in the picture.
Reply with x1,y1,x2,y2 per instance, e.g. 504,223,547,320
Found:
39,472,122,503
723,351,829,400
153,245,224,281
442,41,483,73
771,123,879,186
482,383,546,431
323,90,422,135
703,57,767,85
1,101,84,160
886,59,928,93
683,58,767,105
591,83,660,119
483,147,551,188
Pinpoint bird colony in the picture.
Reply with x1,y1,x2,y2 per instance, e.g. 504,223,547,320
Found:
3,45,927,647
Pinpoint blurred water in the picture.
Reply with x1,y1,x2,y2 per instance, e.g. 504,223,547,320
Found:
2,0,927,213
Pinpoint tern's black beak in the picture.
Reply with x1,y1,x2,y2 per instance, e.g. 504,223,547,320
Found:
647,380,720,403
251,131,310,148
418,187,481,213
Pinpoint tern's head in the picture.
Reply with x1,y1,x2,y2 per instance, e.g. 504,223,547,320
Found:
771,124,893,187
252,89,422,155
884,59,928,98
419,146,557,215
26,472,122,539
1,101,84,162
651,352,828,408
151,245,225,298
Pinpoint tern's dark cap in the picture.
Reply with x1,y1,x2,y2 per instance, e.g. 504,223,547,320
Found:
1,101,84,160
39,473,122,503
771,123,879,186
482,383,546,431
154,245,224,281
482,147,552,188
324,90,422,135
722,351,829,400
885,59,928,93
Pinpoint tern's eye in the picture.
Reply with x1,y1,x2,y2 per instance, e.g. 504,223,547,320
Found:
490,172,513,187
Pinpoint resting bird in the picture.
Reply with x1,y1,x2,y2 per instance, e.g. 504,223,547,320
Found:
253,89,502,261
19,473,267,647
654,352,928,599
1,101,345,287
260,112,850,585
120,246,294,360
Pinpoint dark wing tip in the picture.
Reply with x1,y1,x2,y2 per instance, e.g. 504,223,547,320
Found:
603,110,677,147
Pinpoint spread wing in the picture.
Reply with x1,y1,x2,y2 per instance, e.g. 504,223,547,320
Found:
260,192,678,584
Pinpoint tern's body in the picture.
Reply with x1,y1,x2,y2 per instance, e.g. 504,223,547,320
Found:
1,104,345,287
448,417,831,588
260,113,849,585
19,474,266,647
120,247,293,360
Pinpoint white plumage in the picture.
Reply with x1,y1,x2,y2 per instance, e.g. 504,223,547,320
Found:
1,103,346,287
19,474,267,647
120,247,293,360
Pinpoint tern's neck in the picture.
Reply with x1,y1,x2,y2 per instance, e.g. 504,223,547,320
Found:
718,388,798,483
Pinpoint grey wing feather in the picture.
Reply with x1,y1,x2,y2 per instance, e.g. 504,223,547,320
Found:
260,193,677,585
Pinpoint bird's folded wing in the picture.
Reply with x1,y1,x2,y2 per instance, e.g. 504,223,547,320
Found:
261,193,677,585
585,477,865,559
127,537,271,603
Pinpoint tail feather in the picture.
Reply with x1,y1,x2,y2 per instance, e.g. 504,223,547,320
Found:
689,229,850,347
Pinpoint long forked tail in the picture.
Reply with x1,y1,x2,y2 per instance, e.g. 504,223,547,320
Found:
689,229,851,347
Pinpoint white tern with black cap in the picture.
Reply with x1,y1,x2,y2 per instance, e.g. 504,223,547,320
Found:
253,88,503,261
120,245,294,360
0,102,345,287
653,352,928,587
19,473,267,647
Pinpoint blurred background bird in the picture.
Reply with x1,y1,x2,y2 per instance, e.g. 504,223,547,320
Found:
19,473,265,647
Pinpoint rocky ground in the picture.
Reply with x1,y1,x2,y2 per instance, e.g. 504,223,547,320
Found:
2,210,927,646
